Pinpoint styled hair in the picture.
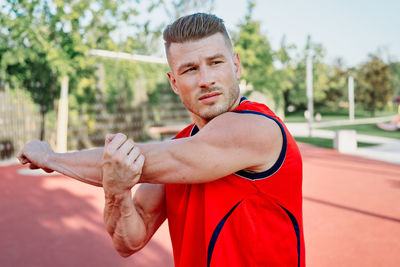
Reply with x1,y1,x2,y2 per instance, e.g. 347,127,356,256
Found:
163,13,233,55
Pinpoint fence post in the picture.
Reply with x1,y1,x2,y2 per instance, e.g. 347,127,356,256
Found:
56,76,69,153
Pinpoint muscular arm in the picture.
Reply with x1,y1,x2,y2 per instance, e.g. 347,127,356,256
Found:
16,139,165,186
102,136,166,257
103,184,166,257
18,112,282,186
139,112,283,184
44,142,166,186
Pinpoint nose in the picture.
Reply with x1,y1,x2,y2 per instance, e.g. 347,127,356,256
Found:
198,67,216,89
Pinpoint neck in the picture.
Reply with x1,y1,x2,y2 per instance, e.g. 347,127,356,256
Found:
192,95,242,129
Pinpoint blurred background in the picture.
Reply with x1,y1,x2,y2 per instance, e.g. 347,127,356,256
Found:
0,0,399,155
0,0,399,266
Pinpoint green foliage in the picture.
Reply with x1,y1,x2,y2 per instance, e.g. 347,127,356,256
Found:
232,2,344,114
233,1,276,99
356,55,393,116
99,58,170,111
322,59,348,110
0,0,146,139
390,61,400,97
277,34,333,112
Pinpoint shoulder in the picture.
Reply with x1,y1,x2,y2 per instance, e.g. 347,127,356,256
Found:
194,111,283,172
197,111,282,143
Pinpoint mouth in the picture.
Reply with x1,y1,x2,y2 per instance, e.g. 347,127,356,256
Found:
198,92,222,103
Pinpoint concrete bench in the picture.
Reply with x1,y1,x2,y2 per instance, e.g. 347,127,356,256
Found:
333,130,357,153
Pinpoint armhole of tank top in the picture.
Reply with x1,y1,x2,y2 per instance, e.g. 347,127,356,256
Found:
172,124,198,140
231,110,287,180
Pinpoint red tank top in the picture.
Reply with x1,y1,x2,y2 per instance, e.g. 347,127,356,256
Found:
166,97,305,267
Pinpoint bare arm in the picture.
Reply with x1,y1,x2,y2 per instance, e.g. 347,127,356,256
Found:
102,135,166,257
17,112,281,186
17,141,105,186
16,139,165,186
103,184,166,257
139,112,283,184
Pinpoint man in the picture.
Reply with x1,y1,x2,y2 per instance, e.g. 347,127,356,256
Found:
18,13,305,267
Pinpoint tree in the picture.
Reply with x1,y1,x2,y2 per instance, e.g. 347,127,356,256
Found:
284,35,329,112
322,58,348,111
233,1,276,100
0,0,143,140
356,55,393,116
273,36,298,112
390,61,400,97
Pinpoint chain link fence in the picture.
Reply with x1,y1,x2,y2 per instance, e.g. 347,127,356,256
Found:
0,89,43,160
0,87,191,161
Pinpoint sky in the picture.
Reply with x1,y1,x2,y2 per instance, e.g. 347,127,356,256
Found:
212,0,400,67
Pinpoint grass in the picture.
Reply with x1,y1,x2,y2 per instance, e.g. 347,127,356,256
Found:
294,137,333,149
286,109,399,149
284,109,395,123
294,136,378,149
320,124,400,139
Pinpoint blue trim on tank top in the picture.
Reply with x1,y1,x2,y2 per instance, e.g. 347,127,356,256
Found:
231,110,287,180
279,205,301,267
207,200,243,267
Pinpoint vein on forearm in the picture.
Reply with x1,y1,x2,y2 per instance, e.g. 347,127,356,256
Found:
47,148,104,186
104,190,147,254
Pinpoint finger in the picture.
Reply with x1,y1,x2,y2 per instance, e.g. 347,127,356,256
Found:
104,133,127,158
134,154,145,171
127,146,141,162
124,146,141,167
18,155,29,164
113,139,135,163
120,139,136,155
127,154,144,179
16,151,28,164
43,168,54,173
105,133,118,146
29,164,39,170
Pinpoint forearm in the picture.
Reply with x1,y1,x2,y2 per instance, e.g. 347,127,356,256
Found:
46,141,162,186
47,148,104,186
104,190,147,257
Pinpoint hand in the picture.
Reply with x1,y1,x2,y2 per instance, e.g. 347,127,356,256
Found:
102,133,144,196
16,139,55,173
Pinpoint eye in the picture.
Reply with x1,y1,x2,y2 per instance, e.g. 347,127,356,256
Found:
212,60,222,65
182,67,196,74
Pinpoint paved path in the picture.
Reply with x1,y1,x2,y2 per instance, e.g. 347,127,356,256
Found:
1,144,400,266
0,164,173,267
300,144,400,267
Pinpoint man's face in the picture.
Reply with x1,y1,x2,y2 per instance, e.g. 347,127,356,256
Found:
167,33,242,123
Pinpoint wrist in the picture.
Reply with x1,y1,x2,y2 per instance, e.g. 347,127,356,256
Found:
104,189,132,202
44,150,57,169
104,190,134,217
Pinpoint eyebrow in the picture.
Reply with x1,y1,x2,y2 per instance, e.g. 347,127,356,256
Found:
177,53,227,74
207,53,226,61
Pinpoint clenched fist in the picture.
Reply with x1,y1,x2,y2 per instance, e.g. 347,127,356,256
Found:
102,133,145,196
16,139,55,173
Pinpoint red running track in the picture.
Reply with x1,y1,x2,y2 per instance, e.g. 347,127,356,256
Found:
0,144,399,267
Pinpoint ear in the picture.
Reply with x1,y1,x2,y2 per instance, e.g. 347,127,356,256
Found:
233,53,242,79
167,71,180,95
